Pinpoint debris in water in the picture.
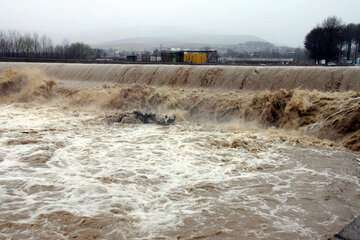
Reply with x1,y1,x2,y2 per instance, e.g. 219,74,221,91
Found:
106,111,176,125
334,216,360,240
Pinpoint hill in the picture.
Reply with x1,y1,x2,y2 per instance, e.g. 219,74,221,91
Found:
95,34,266,51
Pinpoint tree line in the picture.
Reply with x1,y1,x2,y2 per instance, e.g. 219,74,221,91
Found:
0,30,102,59
305,17,360,64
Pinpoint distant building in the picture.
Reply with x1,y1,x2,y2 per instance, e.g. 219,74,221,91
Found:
150,56,161,62
220,57,294,65
126,55,137,62
184,50,218,64
160,49,218,64
160,50,184,63
141,54,151,62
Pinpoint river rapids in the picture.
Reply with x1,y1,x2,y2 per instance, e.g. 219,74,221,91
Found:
0,65,359,240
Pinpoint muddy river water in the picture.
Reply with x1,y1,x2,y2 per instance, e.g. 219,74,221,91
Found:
0,103,359,240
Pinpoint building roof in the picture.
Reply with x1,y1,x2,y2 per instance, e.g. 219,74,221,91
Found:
161,49,217,53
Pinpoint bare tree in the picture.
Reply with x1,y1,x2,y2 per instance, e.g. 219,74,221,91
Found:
355,24,360,63
0,30,97,60
305,27,325,64
343,23,356,61
305,16,346,64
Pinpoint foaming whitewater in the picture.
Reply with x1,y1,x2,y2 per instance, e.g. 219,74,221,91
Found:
0,66,359,239
0,67,359,150
0,104,359,239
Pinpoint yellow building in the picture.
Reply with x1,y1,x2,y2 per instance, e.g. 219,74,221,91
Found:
160,49,218,64
184,52,209,64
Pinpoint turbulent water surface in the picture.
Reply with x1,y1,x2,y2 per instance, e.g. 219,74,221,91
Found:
1,62,360,91
0,103,359,240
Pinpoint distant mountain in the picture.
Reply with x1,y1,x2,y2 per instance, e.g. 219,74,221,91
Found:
94,34,266,51
234,41,276,52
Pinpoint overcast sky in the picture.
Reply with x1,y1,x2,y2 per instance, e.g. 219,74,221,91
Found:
1,0,359,47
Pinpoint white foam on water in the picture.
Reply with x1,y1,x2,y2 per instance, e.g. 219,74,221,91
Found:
0,104,359,239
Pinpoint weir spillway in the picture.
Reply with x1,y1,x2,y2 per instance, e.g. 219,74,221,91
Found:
0,62,360,91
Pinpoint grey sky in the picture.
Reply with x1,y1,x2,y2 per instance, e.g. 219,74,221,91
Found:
1,0,359,47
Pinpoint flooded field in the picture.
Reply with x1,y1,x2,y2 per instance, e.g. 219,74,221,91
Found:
0,104,359,240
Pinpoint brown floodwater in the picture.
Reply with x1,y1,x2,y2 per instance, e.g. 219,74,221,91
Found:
0,103,359,240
